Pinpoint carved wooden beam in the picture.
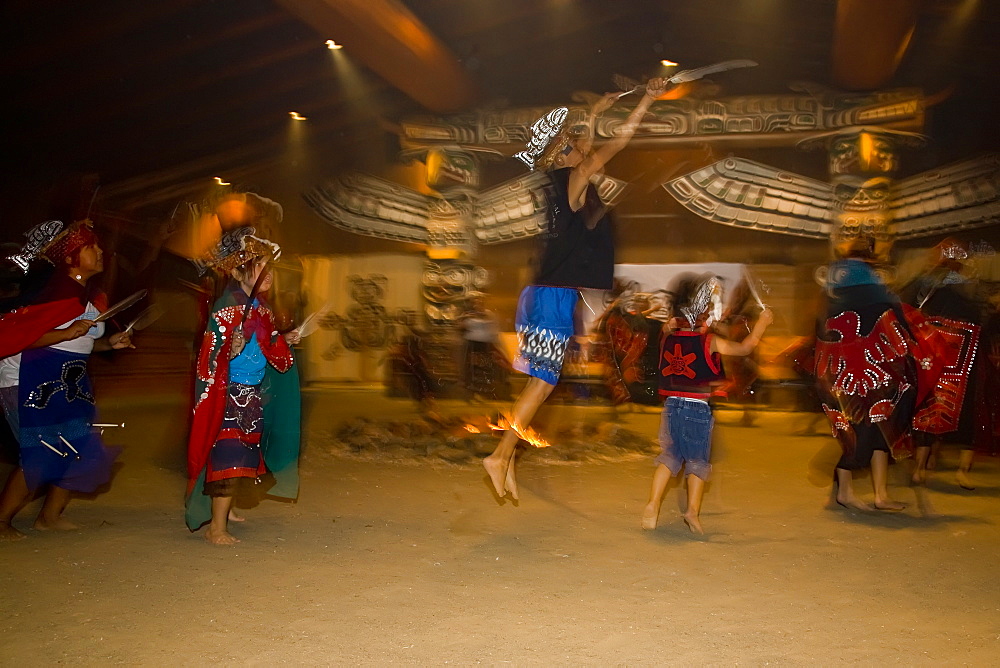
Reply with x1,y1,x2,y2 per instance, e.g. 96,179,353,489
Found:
831,0,919,90
276,0,478,112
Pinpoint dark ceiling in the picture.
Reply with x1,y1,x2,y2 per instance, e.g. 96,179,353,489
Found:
1,0,998,224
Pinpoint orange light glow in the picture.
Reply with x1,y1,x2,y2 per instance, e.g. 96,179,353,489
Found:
213,177,230,185
289,111,307,121
660,59,678,67
657,81,694,100
325,40,343,50
488,415,552,448
463,424,481,434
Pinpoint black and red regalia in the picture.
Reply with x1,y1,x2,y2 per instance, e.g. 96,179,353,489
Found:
815,259,944,470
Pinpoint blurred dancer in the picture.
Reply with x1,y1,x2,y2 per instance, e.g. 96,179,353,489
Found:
814,243,941,511
901,240,983,489
458,295,507,402
185,227,300,545
484,76,669,500
972,288,1000,457
0,220,133,540
641,274,773,534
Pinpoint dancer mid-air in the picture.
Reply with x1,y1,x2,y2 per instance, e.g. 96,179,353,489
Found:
483,76,669,500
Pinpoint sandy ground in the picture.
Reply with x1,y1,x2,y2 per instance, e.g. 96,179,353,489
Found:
2,383,1000,666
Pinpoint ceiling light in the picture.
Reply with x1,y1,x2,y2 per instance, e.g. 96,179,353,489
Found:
660,59,678,67
289,111,307,121
325,40,343,50
213,177,230,185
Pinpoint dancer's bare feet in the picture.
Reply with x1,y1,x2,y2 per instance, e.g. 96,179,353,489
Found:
640,504,658,530
874,499,907,511
33,516,79,531
835,494,874,512
682,512,704,535
956,470,975,490
911,469,926,485
228,510,245,522
503,463,519,500
0,522,27,541
204,527,239,545
483,455,507,498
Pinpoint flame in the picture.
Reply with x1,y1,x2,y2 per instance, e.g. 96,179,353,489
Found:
489,414,552,448
463,424,480,434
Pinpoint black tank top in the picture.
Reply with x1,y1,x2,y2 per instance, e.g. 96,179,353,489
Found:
534,168,615,290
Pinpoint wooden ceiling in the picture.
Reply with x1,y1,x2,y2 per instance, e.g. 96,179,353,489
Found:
1,0,997,215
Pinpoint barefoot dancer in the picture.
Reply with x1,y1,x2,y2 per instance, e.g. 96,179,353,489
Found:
900,240,983,489
185,226,301,545
484,77,669,499
641,274,773,533
814,244,942,512
0,220,133,540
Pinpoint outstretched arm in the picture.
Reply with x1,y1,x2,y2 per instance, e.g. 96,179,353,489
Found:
572,77,668,185
713,309,774,357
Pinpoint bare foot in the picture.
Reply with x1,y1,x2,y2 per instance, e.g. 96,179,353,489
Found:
640,504,658,530
956,470,975,490
926,454,937,470
911,469,926,485
204,527,240,545
874,499,907,511
682,512,704,535
836,495,875,512
228,510,245,522
504,463,519,501
0,522,27,541
483,455,507,498
33,516,79,531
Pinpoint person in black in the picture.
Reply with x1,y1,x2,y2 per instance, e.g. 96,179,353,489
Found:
900,240,984,488
484,77,668,500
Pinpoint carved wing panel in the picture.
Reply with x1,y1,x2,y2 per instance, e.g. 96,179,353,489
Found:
471,171,551,244
663,157,834,238
891,154,1000,239
303,173,432,244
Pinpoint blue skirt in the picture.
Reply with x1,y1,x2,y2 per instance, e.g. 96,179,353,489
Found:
18,347,120,493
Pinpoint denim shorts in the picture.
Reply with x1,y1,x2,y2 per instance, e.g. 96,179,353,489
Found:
655,396,713,480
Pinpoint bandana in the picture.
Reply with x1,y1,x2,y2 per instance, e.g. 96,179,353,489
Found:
40,220,99,265
514,107,569,171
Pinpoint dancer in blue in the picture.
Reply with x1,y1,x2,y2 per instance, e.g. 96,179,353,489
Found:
484,76,668,500
0,220,133,540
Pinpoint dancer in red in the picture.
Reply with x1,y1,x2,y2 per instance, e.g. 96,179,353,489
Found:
185,227,300,545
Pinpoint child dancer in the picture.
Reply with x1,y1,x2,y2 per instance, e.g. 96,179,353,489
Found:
641,274,772,534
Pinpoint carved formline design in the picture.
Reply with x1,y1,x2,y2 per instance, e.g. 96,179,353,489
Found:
891,155,1000,239
399,89,924,152
303,171,553,247
664,155,1000,240
664,158,833,239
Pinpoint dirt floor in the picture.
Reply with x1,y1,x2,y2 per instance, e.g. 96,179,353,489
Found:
2,383,1000,665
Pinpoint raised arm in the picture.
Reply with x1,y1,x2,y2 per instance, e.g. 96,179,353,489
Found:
713,309,774,357
572,77,668,186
